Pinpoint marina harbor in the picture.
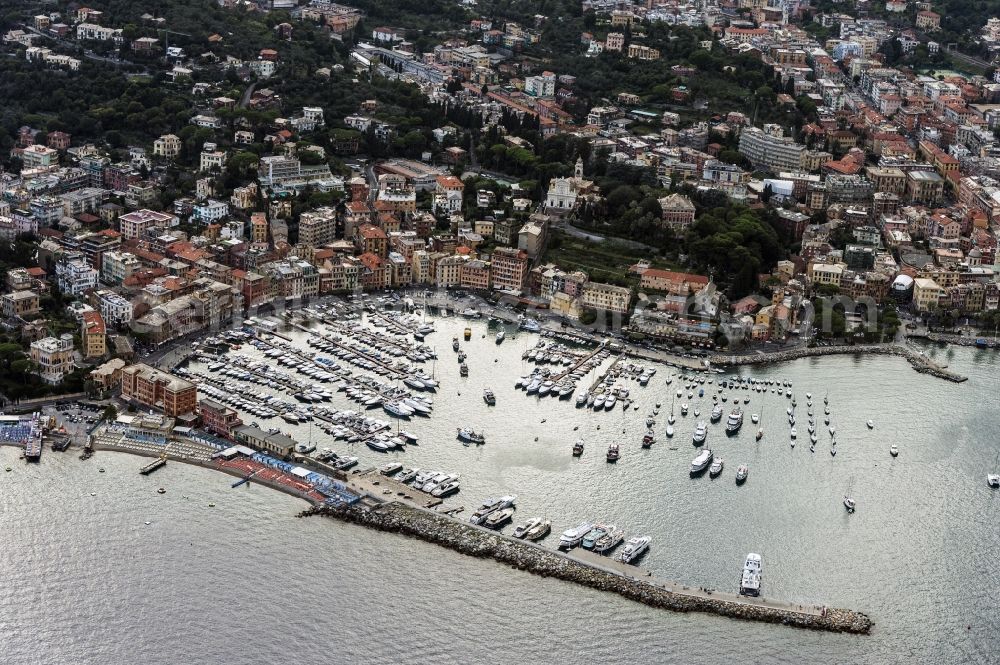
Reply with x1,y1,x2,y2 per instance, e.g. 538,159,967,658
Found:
12,293,1000,637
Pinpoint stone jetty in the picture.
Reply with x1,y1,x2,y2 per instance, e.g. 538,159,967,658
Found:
306,501,873,635
720,344,966,383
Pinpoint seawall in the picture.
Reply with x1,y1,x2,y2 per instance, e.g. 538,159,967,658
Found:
307,501,873,635
718,344,966,382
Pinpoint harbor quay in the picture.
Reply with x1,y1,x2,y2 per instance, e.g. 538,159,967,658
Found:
308,500,873,635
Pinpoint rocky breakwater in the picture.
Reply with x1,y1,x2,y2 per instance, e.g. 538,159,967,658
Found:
304,501,873,635
721,344,966,382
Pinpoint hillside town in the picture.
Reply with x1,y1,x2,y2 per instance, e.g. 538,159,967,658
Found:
2,0,1000,403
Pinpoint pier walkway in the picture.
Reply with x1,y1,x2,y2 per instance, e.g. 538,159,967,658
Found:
551,343,608,383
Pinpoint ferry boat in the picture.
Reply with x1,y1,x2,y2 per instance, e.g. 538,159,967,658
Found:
692,421,708,445
725,407,744,435
619,535,651,564
739,553,762,596
593,526,625,554
690,449,713,475
606,443,620,462
559,522,594,549
483,388,496,406
457,427,486,444
572,439,584,456
495,329,506,344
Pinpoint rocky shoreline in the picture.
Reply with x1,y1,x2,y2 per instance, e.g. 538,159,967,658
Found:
719,344,966,382
304,501,873,635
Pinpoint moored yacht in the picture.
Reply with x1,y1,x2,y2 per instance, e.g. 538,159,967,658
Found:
709,457,724,478
572,439,584,456
582,524,612,550
725,407,744,435
513,517,545,539
735,464,748,484
524,519,551,541
710,404,723,422
495,329,506,344
739,553,762,596
469,495,517,525
559,522,594,549
483,388,496,406
692,421,708,445
457,427,486,444
484,507,515,530
593,526,625,554
690,449,713,475
619,535,651,564
606,443,620,462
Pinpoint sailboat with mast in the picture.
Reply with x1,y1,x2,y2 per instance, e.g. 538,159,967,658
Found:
668,396,676,425
755,405,764,441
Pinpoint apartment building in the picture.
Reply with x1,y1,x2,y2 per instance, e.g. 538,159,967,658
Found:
81,310,106,358
580,281,633,314
299,207,338,247
490,246,529,292
30,334,75,384
120,363,198,417
738,125,806,172
1,290,39,319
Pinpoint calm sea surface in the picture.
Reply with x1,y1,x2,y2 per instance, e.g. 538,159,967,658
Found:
2,316,998,664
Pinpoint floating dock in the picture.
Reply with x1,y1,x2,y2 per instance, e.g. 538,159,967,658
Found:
24,414,43,462
139,457,167,475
